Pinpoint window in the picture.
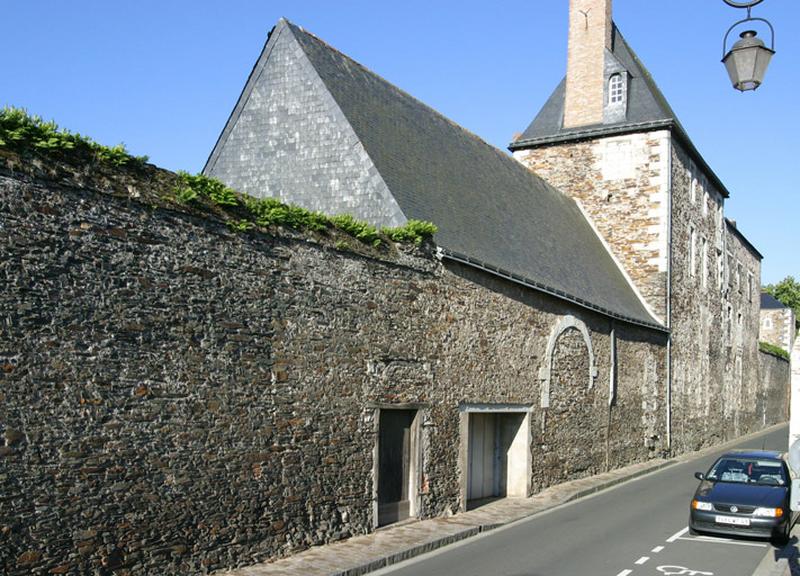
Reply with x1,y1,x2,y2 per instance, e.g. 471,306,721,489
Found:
689,227,696,277
701,237,708,289
609,74,625,104
690,178,697,204
763,316,773,330
703,187,709,217
748,272,754,302
736,262,742,293
717,249,724,290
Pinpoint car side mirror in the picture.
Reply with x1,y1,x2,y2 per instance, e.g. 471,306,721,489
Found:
695,472,705,481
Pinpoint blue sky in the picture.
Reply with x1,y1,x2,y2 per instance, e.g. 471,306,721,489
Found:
3,1,797,284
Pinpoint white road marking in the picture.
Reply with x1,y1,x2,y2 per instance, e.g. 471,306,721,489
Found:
616,570,633,576
652,545,665,553
667,527,689,542
656,566,714,575
678,535,767,548
635,556,650,564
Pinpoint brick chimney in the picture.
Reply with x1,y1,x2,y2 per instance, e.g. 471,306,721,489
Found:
563,0,613,129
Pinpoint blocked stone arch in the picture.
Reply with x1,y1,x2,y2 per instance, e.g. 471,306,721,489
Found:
539,315,598,408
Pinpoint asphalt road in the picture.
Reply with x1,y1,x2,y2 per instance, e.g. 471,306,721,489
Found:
373,424,791,576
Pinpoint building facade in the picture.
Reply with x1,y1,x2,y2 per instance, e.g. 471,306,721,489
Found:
510,0,765,452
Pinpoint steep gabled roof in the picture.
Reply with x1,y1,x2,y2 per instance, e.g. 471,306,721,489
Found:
761,292,787,310
516,26,679,143
509,25,730,199
206,19,663,330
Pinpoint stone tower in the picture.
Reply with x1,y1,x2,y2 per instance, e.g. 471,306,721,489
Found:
510,0,765,451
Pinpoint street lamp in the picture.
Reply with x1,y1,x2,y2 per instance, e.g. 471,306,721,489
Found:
721,0,775,91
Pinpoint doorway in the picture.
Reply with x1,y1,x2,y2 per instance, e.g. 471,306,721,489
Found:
376,408,419,526
461,406,531,508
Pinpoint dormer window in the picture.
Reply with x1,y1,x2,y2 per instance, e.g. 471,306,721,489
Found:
609,74,625,104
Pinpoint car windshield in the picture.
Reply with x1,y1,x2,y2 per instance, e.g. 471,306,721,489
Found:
706,457,787,485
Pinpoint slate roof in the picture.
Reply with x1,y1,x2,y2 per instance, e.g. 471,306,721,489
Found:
283,22,662,330
509,25,730,199
761,292,787,310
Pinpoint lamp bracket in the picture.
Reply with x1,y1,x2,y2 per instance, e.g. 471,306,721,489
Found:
722,16,775,58
722,0,764,8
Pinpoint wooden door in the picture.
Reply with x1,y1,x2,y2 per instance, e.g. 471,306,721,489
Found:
378,409,416,525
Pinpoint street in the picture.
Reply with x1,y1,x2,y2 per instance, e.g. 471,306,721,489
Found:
373,425,791,576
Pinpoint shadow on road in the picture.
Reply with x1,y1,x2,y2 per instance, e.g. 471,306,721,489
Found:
770,535,800,575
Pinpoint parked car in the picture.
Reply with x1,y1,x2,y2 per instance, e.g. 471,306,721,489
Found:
689,450,796,544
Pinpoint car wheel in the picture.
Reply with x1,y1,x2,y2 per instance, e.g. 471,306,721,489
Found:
688,525,700,536
771,525,790,546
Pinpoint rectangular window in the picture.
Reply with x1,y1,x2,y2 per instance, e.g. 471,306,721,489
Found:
748,272,754,302
717,249,724,290
727,252,734,287
689,227,696,277
609,74,625,104
701,237,708,289
702,185,709,217
736,262,742,293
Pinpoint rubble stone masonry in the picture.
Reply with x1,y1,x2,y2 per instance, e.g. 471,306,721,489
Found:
0,152,785,574
513,130,670,321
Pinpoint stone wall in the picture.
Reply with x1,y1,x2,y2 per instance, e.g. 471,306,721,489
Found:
758,351,791,425
513,130,670,322
669,140,765,452
1,157,670,575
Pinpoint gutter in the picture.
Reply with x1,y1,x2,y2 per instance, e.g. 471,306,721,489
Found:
666,146,673,454
436,248,669,334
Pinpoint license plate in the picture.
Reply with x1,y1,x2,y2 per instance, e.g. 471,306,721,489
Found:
715,515,750,526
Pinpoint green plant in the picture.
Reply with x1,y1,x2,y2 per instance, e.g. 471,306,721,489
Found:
175,172,239,207
759,341,790,361
0,106,147,166
227,219,254,232
330,214,381,247
383,219,438,245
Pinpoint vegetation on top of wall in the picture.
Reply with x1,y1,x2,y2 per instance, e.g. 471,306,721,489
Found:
0,106,148,167
759,341,790,361
173,171,437,248
0,107,438,250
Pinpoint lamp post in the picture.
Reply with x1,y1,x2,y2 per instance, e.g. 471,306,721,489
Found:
721,0,775,91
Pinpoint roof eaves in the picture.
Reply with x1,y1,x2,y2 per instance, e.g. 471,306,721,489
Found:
726,218,763,260
437,247,668,333
509,119,732,200
509,119,674,150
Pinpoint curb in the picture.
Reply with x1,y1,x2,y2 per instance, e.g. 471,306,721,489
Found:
751,527,800,576
333,458,677,576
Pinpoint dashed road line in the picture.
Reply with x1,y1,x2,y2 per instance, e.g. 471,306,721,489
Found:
635,556,650,564
652,545,665,553
616,570,633,576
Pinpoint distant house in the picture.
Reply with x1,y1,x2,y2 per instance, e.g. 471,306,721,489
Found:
761,292,796,353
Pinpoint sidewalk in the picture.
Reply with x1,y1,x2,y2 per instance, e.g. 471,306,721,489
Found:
220,458,674,576
751,525,800,576
219,423,788,576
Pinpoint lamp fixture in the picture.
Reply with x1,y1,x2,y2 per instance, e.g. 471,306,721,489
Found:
721,0,775,91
